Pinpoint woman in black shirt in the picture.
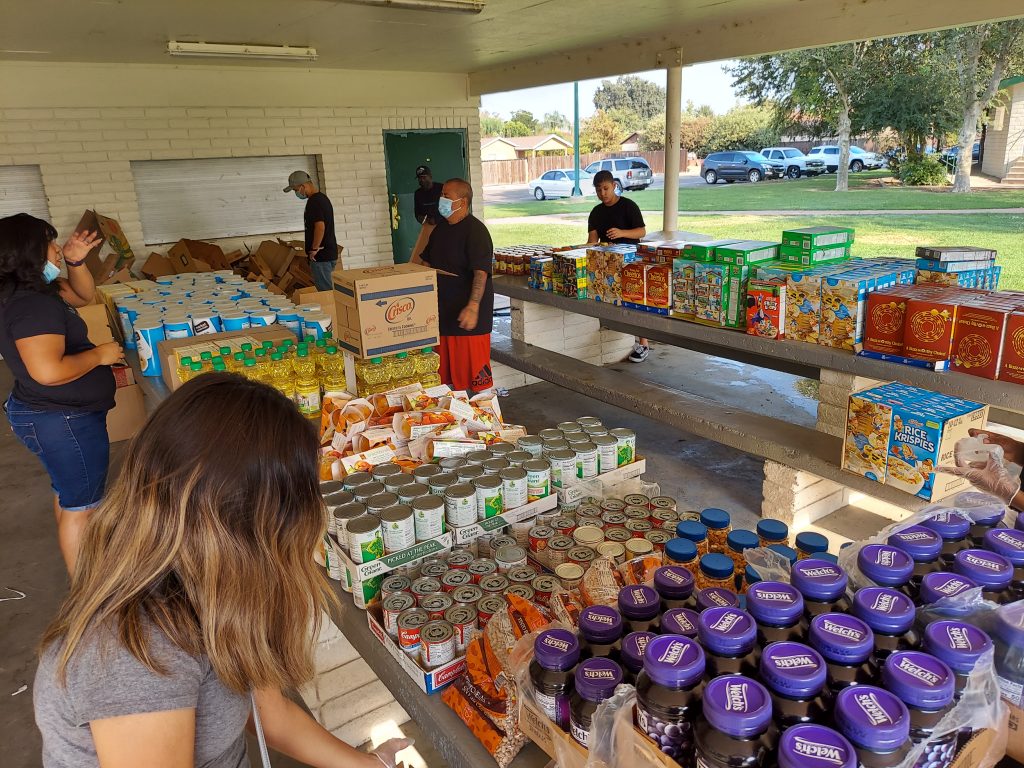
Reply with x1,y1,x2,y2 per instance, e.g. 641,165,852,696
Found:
0,214,123,574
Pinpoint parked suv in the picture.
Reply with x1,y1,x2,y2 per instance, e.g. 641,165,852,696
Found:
583,157,653,191
700,151,784,184
760,147,826,178
807,145,885,172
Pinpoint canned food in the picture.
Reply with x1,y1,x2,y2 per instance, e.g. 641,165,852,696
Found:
573,525,605,550
439,457,467,472
645,529,672,551
650,496,677,512
332,503,367,552
510,519,533,547
352,482,386,503
444,605,478,653
537,428,564,442
577,515,603,530
625,538,655,558
626,519,653,538
543,438,571,452
382,592,415,635
506,450,533,467
421,592,454,620
371,463,404,480
582,424,608,438
472,475,504,520
440,571,473,595
418,559,448,579
500,467,528,509
596,541,626,564
399,482,431,505
324,489,355,509
556,563,585,589
601,511,627,529
601,498,627,514
412,495,446,541
528,525,554,558
383,474,416,493
557,421,582,433
468,558,498,582
523,459,551,501
320,480,345,495
678,510,701,522
576,417,603,428
573,442,599,480
605,527,632,544
609,428,636,466
651,508,678,526
410,576,442,604
490,535,518,555
532,575,558,604
546,449,576,489
591,435,618,474
366,492,399,516
428,473,458,496
380,574,412,598
412,463,443,482
397,607,428,656
547,535,575,566
352,575,382,608
380,504,416,554
569,546,597,567
625,505,650,521
482,458,511,475
563,433,591,448
346,516,384,563
420,620,456,669
488,441,515,457
456,464,484,483
495,544,527,572
446,550,474,569
624,493,649,508
477,594,507,625
504,584,535,602
479,573,510,594
452,584,484,607
551,517,577,536
444,483,478,528
516,435,544,457
466,450,493,465
507,565,538,584
343,471,375,490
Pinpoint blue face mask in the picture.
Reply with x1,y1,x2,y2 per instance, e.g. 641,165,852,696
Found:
42,260,61,283
295,190,307,200
438,196,457,219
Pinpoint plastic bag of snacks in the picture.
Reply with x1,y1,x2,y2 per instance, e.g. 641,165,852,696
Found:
441,594,551,768
579,556,621,607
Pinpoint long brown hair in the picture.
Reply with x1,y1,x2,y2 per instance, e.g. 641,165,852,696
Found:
42,373,335,693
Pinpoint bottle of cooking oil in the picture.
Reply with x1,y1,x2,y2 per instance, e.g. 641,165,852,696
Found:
389,351,417,389
321,347,347,397
176,355,195,384
360,356,392,397
293,349,321,418
219,346,233,361
269,352,295,401
230,351,246,373
414,346,442,388
242,358,258,380
199,351,214,371
212,359,227,373
189,361,204,379
354,356,370,394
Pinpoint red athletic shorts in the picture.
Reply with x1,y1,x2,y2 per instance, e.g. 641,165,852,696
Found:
439,334,493,392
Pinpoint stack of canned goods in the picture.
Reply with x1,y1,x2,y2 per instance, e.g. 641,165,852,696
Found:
525,419,636,494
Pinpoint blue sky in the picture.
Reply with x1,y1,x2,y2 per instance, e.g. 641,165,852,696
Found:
480,61,746,121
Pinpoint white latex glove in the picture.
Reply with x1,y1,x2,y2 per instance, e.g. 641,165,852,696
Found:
371,737,413,768
937,454,1022,505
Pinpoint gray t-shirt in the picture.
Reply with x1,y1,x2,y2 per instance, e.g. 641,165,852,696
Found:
34,621,250,768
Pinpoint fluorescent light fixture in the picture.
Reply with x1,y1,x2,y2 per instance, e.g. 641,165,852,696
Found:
338,0,484,13
167,41,317,61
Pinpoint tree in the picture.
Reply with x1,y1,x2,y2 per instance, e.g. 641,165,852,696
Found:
509,110,539,132
684,100,715,118
594,76,666,122
480,110,504,137
501,120,531,138
541,111,570,133
638,114,666,151
579,110,623,153
679,116,714,155
695,106,779,156
939,21,1024,192
606,107,645,136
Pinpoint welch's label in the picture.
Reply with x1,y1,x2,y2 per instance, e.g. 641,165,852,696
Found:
946,625,973,650
772,653,818,670
896,656,941,686
855,692,894,725
657,640,692,665
793,736,847,765
724,681,750,712
870,592,897,613
710,611,743,633
822,619,865,641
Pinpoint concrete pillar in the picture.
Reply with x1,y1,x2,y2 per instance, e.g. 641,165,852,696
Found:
660,63,682,240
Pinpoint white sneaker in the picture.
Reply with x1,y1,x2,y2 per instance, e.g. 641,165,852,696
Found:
628,344,649,363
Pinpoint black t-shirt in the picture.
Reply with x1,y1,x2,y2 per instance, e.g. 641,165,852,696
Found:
304,192,338,263
587,196,645,244
422,215,494,337
0,289,115,412
414,182,444,224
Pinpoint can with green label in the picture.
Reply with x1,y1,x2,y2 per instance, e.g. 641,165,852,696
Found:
472,475,504,520
523,458,551,501
609,428,636,466
345,515,383,564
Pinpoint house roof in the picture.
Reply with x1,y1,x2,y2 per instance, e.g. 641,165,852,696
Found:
481,136,515,148
501,134,573,150
620,132,641,144
1000,75,1024,89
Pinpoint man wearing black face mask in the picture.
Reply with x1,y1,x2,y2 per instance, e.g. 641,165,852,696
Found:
283,171,337,291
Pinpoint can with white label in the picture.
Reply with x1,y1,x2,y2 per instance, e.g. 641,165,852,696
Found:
456,464,485,483
398,483,431,505
591,435,619,475
380,504,416,554
412,463,443,482
524,459,551,501
472,475,504,521
516,435,544,457
500,467,528,509
444,483,478,528
546,449,577,489
410,576,442,604
428,473,458,497
411,495,445,542
495,545,528,572
381,574,412,598
344,471,375,490
574,442,599,480
420,620,456,669
383,474,416,493
482,458,511,475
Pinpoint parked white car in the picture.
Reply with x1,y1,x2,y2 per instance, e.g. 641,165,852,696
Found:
528,169,594,200
583,157,654,191
807,145,886,172
760,147,827,179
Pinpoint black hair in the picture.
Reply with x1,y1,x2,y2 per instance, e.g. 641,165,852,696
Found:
593,170,615,186
0,213,60,298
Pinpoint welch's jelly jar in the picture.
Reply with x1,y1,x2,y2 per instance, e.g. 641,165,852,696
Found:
922,512,971,568
834,686,911,768
918,571,979,620
529,628,579,731
618,583,661,633
808,612,876,695
982,528,1024,601
777,724,856,768
661,607,700,639
953,548,1014,603
888,525,943,596
852,587,919,665
857,544,914,596
791,558,850,618
620,631,654,685
577,604,623,662
745,580,806,646
697,586,740,613
635,634,705,764
882,651,957,768
569,657,622,748
654,565,697,611
759,641,828,732
923,619,993,753
695,675,774,768
697,606,758,680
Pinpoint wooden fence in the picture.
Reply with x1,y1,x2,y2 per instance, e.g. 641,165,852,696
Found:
481,150,699,186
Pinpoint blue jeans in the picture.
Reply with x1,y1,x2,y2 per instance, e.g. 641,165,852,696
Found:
5,396,110,511
310,260,336,292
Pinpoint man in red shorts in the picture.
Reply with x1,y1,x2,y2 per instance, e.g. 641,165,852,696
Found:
413,178,494,393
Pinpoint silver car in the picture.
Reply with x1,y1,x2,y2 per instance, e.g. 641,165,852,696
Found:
583,157,653,191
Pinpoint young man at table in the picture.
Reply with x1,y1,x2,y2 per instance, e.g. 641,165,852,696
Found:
586,170,650,363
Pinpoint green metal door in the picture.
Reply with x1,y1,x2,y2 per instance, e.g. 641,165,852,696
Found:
384,129,467,264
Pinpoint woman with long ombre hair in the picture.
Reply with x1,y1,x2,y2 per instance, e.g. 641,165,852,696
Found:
33,373,409,768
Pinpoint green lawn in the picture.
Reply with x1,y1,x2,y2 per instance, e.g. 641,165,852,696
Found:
484,171,1024,219
487,212,1024,290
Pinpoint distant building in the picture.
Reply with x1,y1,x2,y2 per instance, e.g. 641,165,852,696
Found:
619,132,641,152
982,76,1024,184
480,133,572,161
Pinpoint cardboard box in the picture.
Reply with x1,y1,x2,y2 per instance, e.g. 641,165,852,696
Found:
621,262,646,306
452,494,557,545
106,383,146,443
864,287,916,356
76,210,136,283
168,240,214,273
915,245,997,262
903,297,959,362
951,304,1009,379
78,303,117,345
366,604,465,694
998,312,1024,385
746,279,786,339
253,240,301,278
140,252,175,280
333,264,440,358
157,326,296,391
780,243,852,267
670,258,697,320
680,239,741,263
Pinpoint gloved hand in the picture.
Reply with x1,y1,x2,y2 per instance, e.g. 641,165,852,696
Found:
937,454,1022,505
371,738,413,768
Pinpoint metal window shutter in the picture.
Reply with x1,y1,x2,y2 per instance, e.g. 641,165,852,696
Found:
0,165,51,220
131,156,319,245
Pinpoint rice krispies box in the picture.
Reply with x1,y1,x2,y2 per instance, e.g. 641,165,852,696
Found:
843,382,989,500
746,279,786,339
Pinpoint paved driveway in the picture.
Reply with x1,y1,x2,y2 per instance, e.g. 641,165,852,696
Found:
483,172,705,205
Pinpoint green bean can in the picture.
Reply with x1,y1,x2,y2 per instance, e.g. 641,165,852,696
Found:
472,475,504,520
609,428,636,466
547,449,577,489
523,458,551,501
345,515,384,564
591,434,618,474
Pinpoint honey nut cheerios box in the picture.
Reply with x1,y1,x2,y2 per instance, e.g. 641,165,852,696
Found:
842,382,988,501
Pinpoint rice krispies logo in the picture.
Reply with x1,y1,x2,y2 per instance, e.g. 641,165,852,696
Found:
855,692,894,725
657,641,691,665
897,656,941,686
793,736,848,765
725,681,750,712
892,419,936,454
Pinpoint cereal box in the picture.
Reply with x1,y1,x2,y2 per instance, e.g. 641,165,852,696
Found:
998,312,1024,385
552,249,588,300
951,303,1010,379
781,226,855,250
819,267,905,351
644,264,673,314
681,239,742,263
902,297,959,361
842,387,892,482
746,280,786,339
713,240,780,267
671,258,698,319
586,245,640,304
621,262,647,307
915,245,997,262
785,273,824,343
864,286,917,355
693,263,749,328
780,243,852,267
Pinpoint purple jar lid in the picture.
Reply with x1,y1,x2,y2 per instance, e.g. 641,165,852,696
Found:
834,686,910,752
696,586,740,612
851,587,915,635
778,724,856,768
661,607,700,638
922,620,993,674
922,511,970,541
578,604,623,643
534,628,580,671
574,657,623,702
618,584,660,621
857,544,914,587
882,651,955,710
953,549,1013,589
887,525,943,562
791,559,849,602
620,631,654,674
983,528,1024,567
809,613,874,665
760,641,827,699
698,607,757,656
955,492,1006,526
919,571,979,605
654,565,695,600
745,581,804,626
641,634,705,688
702,675,773,739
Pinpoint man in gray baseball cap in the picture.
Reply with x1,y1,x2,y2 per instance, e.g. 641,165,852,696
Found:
283,171,337,291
